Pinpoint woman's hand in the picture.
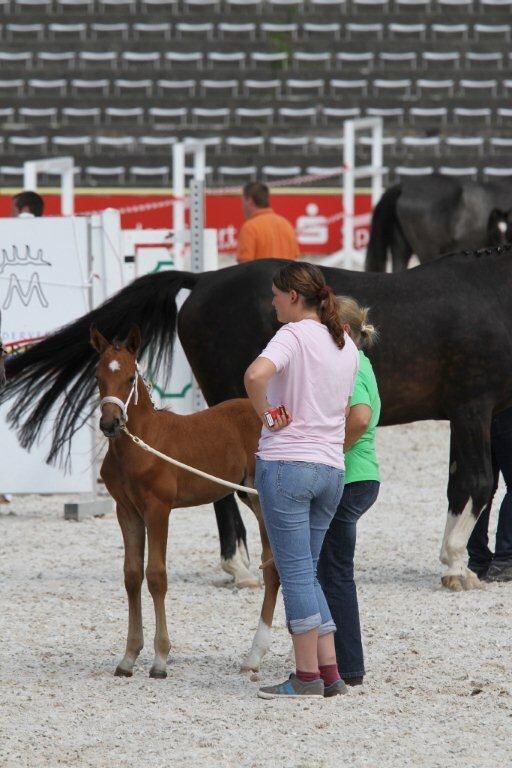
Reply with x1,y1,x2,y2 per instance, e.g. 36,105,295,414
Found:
262,406,293,431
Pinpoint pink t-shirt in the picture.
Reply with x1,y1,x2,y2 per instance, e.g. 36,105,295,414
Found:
257,319,359,469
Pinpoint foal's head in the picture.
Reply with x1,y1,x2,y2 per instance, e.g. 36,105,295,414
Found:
90,324,141,438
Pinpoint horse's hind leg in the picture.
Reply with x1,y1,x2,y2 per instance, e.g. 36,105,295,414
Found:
215,495,259,589
240,496,280,672
390,223,413,272
115,503,145,677
441,403,494,592
145,503,172,678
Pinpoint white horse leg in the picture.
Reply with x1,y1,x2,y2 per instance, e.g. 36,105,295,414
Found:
440,503,485,591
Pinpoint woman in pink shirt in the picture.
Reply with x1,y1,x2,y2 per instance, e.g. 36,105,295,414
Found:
244,262,359,700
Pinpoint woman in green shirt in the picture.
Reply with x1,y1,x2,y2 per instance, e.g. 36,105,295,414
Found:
317,296,380,688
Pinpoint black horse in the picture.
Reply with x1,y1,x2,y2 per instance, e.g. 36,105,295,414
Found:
3,250,512,591
366,174,512,272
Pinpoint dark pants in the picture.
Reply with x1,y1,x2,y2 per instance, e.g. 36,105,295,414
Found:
468,406,512,573
317,480,380,680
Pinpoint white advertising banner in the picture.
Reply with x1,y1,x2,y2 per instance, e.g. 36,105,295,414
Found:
0,216,95,493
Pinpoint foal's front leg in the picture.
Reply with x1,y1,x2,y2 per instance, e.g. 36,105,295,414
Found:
115,504,145,677
145,504,172,678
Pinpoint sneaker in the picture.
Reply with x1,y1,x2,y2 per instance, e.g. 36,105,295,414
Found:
258,675,324,699
324,678,348,697
484,562,512,582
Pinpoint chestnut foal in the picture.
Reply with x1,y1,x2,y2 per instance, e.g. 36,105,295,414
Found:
91,325,279,678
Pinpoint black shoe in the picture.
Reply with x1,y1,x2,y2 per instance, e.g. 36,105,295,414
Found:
484,562,512,582
342,676,364,687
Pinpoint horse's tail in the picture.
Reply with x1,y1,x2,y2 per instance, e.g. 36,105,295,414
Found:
1,270,200,465
365,184,402,272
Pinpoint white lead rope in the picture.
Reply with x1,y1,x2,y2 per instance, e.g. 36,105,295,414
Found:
120,424,259,496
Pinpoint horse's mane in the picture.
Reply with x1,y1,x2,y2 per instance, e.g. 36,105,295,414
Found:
1,270,196,466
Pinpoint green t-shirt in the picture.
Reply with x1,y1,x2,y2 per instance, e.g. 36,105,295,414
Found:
344,350,381,484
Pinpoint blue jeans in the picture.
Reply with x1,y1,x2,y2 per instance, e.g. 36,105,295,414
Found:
468,406,512,572
255,458,344,636
317,480,380,679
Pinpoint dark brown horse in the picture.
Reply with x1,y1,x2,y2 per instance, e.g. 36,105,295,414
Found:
91,324,279,677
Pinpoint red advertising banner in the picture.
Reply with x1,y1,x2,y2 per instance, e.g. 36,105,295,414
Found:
0,190,372,256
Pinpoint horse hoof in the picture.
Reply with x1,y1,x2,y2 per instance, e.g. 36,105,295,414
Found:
149,667,167,679
463,572,485,591
114,666,133,677
441,575,463,592
235,577,260,589
240,662,259,674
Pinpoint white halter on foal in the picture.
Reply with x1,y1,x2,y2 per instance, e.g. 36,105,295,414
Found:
100,364,140,423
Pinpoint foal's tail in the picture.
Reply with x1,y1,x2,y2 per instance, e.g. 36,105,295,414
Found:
365,184,402,272
1,270,200,465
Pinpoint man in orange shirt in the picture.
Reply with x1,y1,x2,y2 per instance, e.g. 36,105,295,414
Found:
236,182,300,263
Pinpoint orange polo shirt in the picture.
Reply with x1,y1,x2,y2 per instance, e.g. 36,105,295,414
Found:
236,207,300,263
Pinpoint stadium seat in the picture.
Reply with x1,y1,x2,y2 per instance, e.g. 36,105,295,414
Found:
250,52,288,67
191,107,230,126
309,0,346,7
260,22,299,40
218,165,258,181
115,79,153,96
444,136,484,156
0,51,32,66
164,52,202,67
98,0,136,11
366,107,405,124
421,51,460,69
278,106,317,125
496,107,512,126
71,78,110,95
13,0,52,11
335,52,374,68
292,52,331,67
395,166,434,180
473,23,511,41
417,79,455,97
321,106,361,123
480,0,512,8
0,165,25,179
286,78,325,96
184,0,220,8
38,51,75,67
105,107,144,124
6,22,44,39
459,78,498,97
139,136,177,150
269,136,309,151
176,22,214,40
200,79,239,96
225,136,264,152
156,78,196,96
312,135,344,152
19,106,58,125
208,52,246,69
234,106,274,125
129,166,170,183
453,107,492,126
217,22,256,41
78,52,117,69
148,106,188,125
437,0,473,9
62,106,101,124
302,22,341,40
329,78,368,96
52,135,92,152
387,23,426,40
57,0,94,9
0,107,15,120
401,136,441,156
438,166,478,179
378,52,417,69
373,78,412,97
465,51,503,68
29,78,67,95
86,166,126,183
483,166,512,180
345,23,383,40
262,165,301,180
49,22,87,40
225,0,262,8
90,22,129,40
409,106,448,126
9,135,48,152
96,136,136,152
133,22,172,40
394,0,431,8
140,0,178,9
489,137,512,154
0,78,24,95
243,79,281,96
430,23,469,41
121,52,161,68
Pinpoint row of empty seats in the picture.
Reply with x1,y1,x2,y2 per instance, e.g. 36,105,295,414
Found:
2,20,512,41
3,0,512,11
1,162,511,185
3,133,512,153
2,76,512,97
1,49,508,69
3,105,512,128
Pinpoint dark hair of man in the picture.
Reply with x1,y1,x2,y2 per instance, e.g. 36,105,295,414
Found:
243,182,269,209
13,191,44,217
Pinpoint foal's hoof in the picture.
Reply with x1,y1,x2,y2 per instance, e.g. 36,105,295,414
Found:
463,571,485,591
441,574,463,592
114,666,133,677
235,576,261,590
149,667,167,679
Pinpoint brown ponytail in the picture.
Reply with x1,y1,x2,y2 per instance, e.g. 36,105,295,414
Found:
273,262,346,349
